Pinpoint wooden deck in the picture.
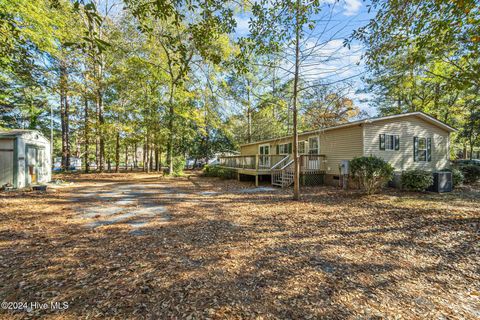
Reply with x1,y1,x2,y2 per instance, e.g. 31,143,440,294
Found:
218,154,326,187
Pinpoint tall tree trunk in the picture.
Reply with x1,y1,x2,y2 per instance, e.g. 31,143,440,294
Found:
95,99,100,170
155,146,159,171
149,146,154,171
94,55,105,172
145,135,150,173
84,98,90,173
125,143,128,172
158,145,162,172
98,91,104,172
167,85,175,175
247,81,252,143
115,131,120,173
60,60,70,170
143,141,147,172
292,0,301,200
134,142,138,168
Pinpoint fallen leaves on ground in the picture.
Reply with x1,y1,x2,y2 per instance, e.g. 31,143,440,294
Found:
0,171,479,319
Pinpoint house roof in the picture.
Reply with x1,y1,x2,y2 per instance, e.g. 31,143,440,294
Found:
240,112,457,147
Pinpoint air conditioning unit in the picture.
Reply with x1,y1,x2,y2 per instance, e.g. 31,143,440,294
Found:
427,171,452,193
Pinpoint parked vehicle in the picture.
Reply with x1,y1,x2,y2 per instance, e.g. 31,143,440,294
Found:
453,159,480,166
53,157,82,171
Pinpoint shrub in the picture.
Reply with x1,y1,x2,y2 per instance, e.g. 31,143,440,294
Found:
459,165,480,184
349,156,394,194
440,168,464,187
401,170,433,191
172,156,185,176
203,165,236,179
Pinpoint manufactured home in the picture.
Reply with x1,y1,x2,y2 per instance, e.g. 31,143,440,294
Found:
218,112,456,187
0,130,51,189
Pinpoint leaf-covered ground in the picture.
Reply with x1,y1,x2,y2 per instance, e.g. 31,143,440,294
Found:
0,172,479,319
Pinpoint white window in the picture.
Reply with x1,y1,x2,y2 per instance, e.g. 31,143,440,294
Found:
259,144,270,155
386,135,394,150
277,143,292,155
298,141,306,154
379,134,399,151
308,137,319,155
414,137,432,162
418,138,427,161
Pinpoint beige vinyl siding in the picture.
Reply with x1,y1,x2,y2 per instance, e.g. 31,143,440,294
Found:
240,144,258,155
239,125,364,174
319,125,363,174
363,115,450,171
240,134,313,156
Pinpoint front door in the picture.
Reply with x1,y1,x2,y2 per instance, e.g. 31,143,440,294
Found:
307,137,320,169
259,144,270,168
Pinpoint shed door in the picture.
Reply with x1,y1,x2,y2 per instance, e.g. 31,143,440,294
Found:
37,148,46,182
0,140,14,187
26,146,38,185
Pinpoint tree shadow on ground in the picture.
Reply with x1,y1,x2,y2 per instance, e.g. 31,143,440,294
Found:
0,176,479,319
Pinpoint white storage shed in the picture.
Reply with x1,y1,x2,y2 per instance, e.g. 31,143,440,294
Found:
0,129,51,189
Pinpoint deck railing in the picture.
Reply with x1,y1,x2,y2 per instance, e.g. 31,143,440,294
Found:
299,154,326,173
219,154,326,172
219,155,288,170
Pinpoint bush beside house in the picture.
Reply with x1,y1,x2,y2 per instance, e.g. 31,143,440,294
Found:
204,165,236,179
458,165,480,184
401,170,434,191
350,156,394,194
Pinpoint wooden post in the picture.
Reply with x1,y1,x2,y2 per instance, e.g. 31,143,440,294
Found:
237,172,240,181
255,155,259,171
255,174,259,187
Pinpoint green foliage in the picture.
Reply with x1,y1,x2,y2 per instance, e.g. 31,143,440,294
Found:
459,165,480,184
350,156,394,194
352,0,480,157
203,165,235,179
401,170,434,192
172,156,185,176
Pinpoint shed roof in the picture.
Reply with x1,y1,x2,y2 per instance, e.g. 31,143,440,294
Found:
240,112,457,147
0,129,49,141
0,129,36,137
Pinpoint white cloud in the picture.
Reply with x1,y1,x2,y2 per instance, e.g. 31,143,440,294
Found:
298,39,363,82
320,0,361,16
343,0,362,16
234,15,250,37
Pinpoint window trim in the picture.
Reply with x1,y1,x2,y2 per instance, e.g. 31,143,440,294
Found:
417,137,427,161
308,136,319,155
277,142,292,155
298,140,307,155
380,133,399,151
258,144,270,155
414,136,432,162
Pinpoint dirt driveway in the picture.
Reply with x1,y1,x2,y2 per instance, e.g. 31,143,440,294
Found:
0,172,479,319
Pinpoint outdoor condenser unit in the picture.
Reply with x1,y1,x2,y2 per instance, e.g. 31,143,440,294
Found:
427,171,453,193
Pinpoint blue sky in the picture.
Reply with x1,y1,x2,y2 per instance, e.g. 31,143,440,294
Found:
233,0,377,117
